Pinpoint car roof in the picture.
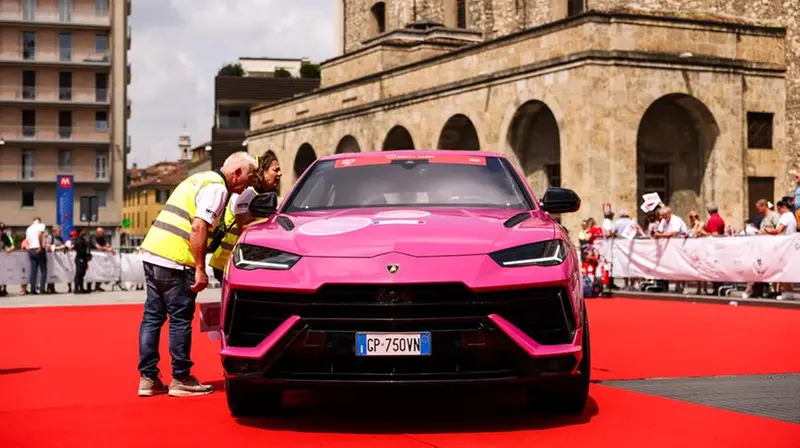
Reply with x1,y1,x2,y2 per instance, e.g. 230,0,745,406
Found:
319,150,509,161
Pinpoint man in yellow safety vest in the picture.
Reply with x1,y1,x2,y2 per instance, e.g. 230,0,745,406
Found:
209,151,282,282
136,151,257,398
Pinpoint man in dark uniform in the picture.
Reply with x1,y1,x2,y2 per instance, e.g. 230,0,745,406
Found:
74,227,92,294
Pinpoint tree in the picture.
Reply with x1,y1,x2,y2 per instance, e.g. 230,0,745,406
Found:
300,61,321,79
274,68,292,78
218,63,244,76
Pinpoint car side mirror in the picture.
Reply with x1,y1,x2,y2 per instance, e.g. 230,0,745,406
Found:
540,188,581,214
248,192,278,217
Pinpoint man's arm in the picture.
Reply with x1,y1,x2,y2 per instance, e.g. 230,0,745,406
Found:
764,224,785,235
190,218,210,272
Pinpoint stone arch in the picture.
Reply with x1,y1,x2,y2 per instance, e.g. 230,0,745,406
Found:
437,114,480,150
294,143,317,180
370,2,386,35
443,0,468,28
636,93,719,225
506,100,561,197
335,135,361,153
382,125,415,150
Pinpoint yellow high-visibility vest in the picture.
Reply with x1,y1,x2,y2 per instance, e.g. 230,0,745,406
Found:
208,198,240,271
140,171,227,268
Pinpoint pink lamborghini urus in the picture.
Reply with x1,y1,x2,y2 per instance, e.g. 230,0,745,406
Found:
212,151,588,417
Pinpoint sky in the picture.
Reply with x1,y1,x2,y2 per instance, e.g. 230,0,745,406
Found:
127,0,336,167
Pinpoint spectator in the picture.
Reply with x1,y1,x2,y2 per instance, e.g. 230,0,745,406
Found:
0,222,13,297
756,199,780,234
763,201,797,236
644,208,662,239
602,211,615,237
48,225,73,293
25,217,47,295
612,210,640,238
696,202,725,237
74,227,92,294
91,227,115,292
654,206,688,294
792,170,800,212
687,210,704,237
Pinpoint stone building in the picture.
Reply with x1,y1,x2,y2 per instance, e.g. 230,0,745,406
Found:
246,0,798,235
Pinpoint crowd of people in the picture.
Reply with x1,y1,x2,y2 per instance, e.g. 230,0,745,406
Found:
578,172,800,300
0,221,115,297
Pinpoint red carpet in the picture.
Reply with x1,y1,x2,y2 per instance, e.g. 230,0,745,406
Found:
0,298,798,447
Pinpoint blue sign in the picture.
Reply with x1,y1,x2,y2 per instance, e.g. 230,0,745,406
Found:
56,175,74,237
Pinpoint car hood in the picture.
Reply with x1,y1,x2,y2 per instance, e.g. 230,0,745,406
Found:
241,207,556,258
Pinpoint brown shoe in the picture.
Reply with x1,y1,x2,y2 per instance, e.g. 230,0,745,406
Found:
168,375,214,397
138,375,168,397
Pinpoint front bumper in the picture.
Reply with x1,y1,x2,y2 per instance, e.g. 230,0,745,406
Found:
218,284,584,386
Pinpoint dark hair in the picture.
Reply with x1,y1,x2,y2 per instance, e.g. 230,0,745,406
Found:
776,200,789,209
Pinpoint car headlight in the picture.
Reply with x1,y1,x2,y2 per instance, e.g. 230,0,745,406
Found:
232,244,301,270
489,239,568,267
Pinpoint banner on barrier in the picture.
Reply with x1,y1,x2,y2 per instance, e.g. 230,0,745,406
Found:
596,233,800,283
0,234,798,285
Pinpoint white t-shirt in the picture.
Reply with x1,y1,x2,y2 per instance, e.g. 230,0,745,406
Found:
25,222,46,249
657,216,688,236
142,183,229,270
778,212,797,235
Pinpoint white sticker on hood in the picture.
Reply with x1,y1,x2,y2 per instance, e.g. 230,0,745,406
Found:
372,219,425,225
373,210,431,219
297,217,372,236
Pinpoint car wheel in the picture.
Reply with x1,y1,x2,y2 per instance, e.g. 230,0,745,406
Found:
526,307,591,415
225,378,283,417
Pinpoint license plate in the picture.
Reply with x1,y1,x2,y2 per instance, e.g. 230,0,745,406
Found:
355,332,431,356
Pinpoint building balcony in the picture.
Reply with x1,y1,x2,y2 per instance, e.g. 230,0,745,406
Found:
0,49,110,67
0,164,110,184
0,125,110,146
0,8,110,29
0,85,110,106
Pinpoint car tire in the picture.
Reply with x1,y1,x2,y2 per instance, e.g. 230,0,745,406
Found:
225,378,283,417
526,306,591,415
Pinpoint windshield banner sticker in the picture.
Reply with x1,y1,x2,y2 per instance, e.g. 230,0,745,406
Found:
373,210,431,219
334,154,486,168
372,219,426,225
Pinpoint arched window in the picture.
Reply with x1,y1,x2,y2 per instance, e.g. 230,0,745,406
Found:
371,2,386,34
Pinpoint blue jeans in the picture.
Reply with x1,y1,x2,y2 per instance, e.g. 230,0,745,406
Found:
137,262,197,379
28,249,47,293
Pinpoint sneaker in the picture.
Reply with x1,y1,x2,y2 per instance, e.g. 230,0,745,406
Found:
169,375,214,397
138,375,168,397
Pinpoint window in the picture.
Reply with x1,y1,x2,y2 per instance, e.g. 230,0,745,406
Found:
96,0,109,16
21,189,35,208
156,189,170,203
370,2,386,34
567,0,584,16
95,73,108,101
23,0,36,20
21,150,35,179
457,0,467,28
22,109,36,137
95,189,107,208
95,33,108,54
747,177,774,220
59,33,72,61
59,0,73,22
643,163,670,205
58,149,73,171
22,70,36,99
95,150,109,179
95,111,108,130
22,31,35,60
58,111,72,138
59,72,72,100
747,112,773,149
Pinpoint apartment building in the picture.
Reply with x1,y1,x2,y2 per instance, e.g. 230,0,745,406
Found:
0,0,130,244
210,57,319,169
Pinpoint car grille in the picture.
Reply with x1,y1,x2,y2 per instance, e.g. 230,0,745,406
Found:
224,283,576,349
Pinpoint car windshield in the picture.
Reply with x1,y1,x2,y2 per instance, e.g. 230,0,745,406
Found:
283,153,534,212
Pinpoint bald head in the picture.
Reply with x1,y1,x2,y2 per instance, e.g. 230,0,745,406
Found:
221,151,257,194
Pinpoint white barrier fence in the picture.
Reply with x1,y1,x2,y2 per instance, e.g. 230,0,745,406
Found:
0,251,217,286
0,234,798,285
594,233,800,283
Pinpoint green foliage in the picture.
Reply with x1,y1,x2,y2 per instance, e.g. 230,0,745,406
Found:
274,68,292,78
218,63,244,76
300,61,321,79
